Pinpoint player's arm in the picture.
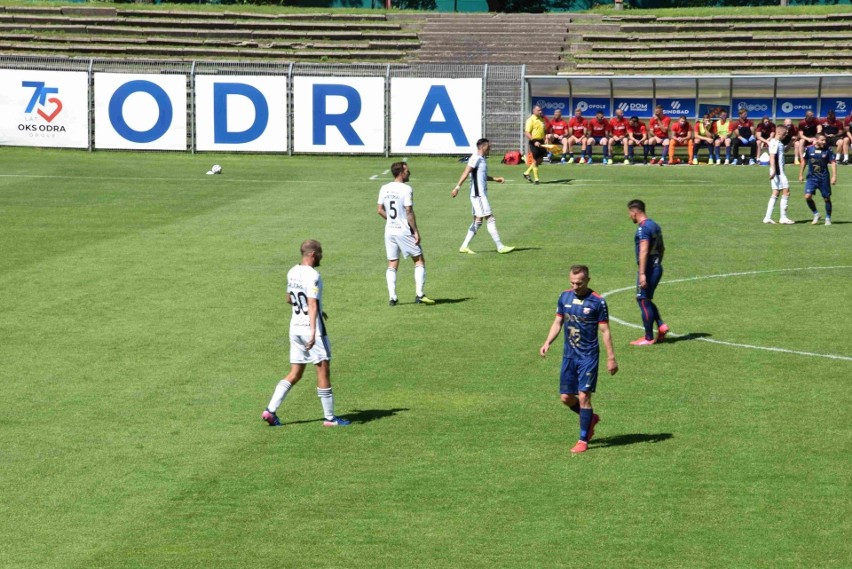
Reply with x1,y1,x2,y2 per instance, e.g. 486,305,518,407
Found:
487,174,504,184
377,203,388,219
799,155,806,182
305,297,318,349
452,166,473,197
540,314,564,357
405,206,420,244
637,239,649,288
599,321,618,375
830,159,837,185
768,140,777,179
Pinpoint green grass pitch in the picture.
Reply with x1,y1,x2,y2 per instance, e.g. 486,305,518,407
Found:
1,147,850,569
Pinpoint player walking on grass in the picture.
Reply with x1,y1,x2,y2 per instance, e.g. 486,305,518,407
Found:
540,265,618,454
452,138,514,255
628,200,668,346
378,162,434,305
262,240,351,428
764,126,795,225
799,133,838,226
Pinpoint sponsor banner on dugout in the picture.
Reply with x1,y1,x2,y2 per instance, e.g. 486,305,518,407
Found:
195,75,288,152
656,98,696,118
95,73,187,150
572,97,610,117
0,69,88,148
732,98,773,117
819,97,852,118
775,98,817,119
613,98,653,118
531,96,570,116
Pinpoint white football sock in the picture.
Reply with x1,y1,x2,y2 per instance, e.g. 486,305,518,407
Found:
414,264,425,297
386,267,397,300
267,380,292,413
486,218,504,249
765,196,777,220
317,387,335,420
461,221,481,248
780,196,790,219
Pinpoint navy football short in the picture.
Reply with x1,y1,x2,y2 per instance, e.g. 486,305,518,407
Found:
588,136,606,144
805,177,832,199
560,356,599,394
637,263,663,300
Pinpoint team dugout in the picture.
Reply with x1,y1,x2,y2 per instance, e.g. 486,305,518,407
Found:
527,75,852,123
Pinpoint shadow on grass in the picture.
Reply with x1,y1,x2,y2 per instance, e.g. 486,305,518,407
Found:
539,178,575,185
792,219,850,224
663,332,711,344
433,297,473,305
282,407,410,427
344,408,410,424
591,433,673,448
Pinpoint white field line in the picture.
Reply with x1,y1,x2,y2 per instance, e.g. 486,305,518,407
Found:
602,266,852,362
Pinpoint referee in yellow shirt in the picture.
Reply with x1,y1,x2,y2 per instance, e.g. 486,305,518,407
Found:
524,105,547,185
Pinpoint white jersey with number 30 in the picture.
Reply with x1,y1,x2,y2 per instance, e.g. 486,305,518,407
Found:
287,264,325,337
378,182,414,236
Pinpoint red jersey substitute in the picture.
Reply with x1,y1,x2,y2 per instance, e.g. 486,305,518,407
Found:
798,117,819,138
649,115,671,138
609,116,629,137
755,121,775,139
567,116,587,138
671,120,691,138
549,118,569,138
845,114,852,130
628,121,647,138
821,117,843,136
588,118,608,137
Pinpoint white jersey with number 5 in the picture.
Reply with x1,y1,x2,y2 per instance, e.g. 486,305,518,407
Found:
378,182,414,236
288,264,325,337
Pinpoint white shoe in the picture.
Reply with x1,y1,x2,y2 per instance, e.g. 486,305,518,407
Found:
794,158,800,165
623,159,630,165
825,218,832,226
724,159,730,165
692,158,698,165
578,157,586,164
779,218,795,225
812,214,820,225
763,218,776,224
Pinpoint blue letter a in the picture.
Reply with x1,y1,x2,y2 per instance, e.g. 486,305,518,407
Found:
313,84,364,146
213,83,269,144
406,85,469,147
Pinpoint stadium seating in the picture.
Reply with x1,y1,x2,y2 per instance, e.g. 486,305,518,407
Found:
0,5,420,62
561,12,852,74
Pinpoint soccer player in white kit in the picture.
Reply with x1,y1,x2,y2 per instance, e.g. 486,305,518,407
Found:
377,162,434,306
764,126,795,225
262,240,350,427
451,138,515,255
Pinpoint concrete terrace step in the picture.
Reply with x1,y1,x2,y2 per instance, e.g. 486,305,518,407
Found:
618,21,852,33
0,23,417,41
584,40,852,52
0,41,408,60
569,60,852,71
578,32,852,42
572,51,852,61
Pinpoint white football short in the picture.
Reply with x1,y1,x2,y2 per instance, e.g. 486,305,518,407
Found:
470,194,493,217
290,333,331,365
385,233,422,260
771,173,789,191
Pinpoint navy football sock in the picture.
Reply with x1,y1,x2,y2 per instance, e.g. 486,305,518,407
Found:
579,408,593,442
806,198,818,214
650,301,664,327
638,299,654,340
569,402,580,414
825,199,832,217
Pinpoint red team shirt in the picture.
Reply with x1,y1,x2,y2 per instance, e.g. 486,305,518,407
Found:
671,120,691,138
588,118,609,138
649,115,672,139
821,118,843,136
845,114,852,130
609,117,629,138
755,121,775,139
628,121,647,138
798,117,820,138
567,116,587,138
549,118,569,138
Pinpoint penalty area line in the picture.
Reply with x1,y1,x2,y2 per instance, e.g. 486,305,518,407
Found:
602,265,852,362
369,169,390,181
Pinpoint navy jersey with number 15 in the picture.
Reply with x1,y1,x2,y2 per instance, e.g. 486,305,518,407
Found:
804,146,835,179
556,290,609,359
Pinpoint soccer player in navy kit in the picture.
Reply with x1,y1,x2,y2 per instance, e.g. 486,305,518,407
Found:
799,133,838,225
628,200,669,345
540,265,618,454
